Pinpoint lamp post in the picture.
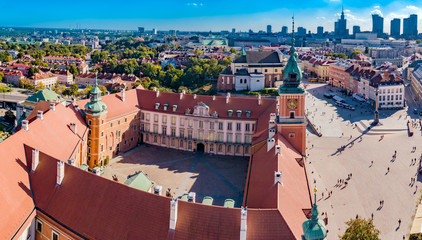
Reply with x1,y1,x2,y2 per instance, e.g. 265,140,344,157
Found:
373,88,379,125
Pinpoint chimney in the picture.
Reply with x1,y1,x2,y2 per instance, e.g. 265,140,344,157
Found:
267,138,275,152
70,123,77,135
37,110,43,120
49,102,55,111
226,93,231,104
57,161,65,186
67,158,76,166
153,87,157,91
275,145,281,155
268,128,276,138
274,171,283,186
270,113,276,121
182,89,186,94
121,88,125,102
22,120,29,131
154,185,163,195
187,192,196,203
193,94,197,100
169,198,178,230
240,207,247,240
179,92,183,100
156,90,160,98
269,119,275,129
32,149,39,172
258,94,261,105
212,95,215,101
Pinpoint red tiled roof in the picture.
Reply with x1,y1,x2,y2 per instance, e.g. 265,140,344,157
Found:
0,103,87,239
29,150,172,240
174,201,241,239
25,101,55,123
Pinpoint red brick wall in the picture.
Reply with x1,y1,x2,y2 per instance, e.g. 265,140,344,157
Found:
217,75,235,91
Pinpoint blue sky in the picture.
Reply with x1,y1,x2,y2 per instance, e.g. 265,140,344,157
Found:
2,0,422,32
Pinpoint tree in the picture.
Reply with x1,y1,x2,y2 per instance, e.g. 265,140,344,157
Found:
0,72,4,82
349,50,362,59
98,85,107,96
27,67,40,78
230,47,237,54
365,46,370,54
222,56,232,66
69,83,79,96
66,64,79,77
35,82,45,91
4,110,16,125
194,48,203,56
140,77,151,89
18,78,32,89
339,218,380,240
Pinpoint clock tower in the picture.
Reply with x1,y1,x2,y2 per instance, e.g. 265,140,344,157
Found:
277,17,307,155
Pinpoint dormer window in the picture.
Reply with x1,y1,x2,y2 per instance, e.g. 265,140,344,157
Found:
289,73,297,80
245,110,251,118
155,103,160,110
228,109,233,117
163,104,169,111
173,104,178,112
236,110,242,118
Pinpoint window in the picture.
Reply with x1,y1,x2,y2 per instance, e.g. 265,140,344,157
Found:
36,220,42,233
100,144,104,152
145,124,150,132
188,130,193,139
265,69,268,73
210,144,214,152
237,110,242,118
218,144,222,152
154,136,157,143
146,113,150,121
180,118,185,126
155,103,160,110
117,130,121,138
290,111,295,119
101,119,104,124
179,140,184,147
245,124,250,132
236,123,241,131
163,104,169,111
245,135,251,144
88,140,91,146
162,115,167,123
227,122,232,131
141,112,145,120
88,147,91,154
218,122,223,130
275,69,278,72
131,137,134,142
124,140,127,144
153,125,158,133
245,111,251,118
110,122,113,127
171,128,176,137
118,120,120,125
245,146,249,154
88,120,92,125
210,122,214,130
236,134,241,143
227,145,231,152
209,132,214,141
227,134,232,143
89,129,91,135
52,231,59,240
188,141,192,150
199,121,203,128
236,146,241,153
198,131,203,140
162,126,167,135
218,133,224,142
154,114,158,122
145,134,149,141
228,110,233,117
171,139,175,146
289,133,295,138
173,105,178,112
134,124,137,131
171,117,176,125
162,137,166,144
125,117,127,123
180,129,185,138
101,131,104,137
188,119,193,127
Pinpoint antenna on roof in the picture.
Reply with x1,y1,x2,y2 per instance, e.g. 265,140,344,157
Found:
291,15,295,47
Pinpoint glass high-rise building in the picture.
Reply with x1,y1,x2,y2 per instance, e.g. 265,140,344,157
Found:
317,26,324,36
403,14,418,37
281,26,288,35
267,25,272,34
390,18,401,37
334,8,348,37
372,14,384,36
352,26,361,36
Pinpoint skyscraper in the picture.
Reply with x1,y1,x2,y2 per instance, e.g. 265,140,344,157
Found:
267,25,272,34
317,26,324,36
372,14,384,36
390,18,401,37
232,28,236,34
403,14,418,37
281,26,288,35
334,7,348,37
138,27,145,34
297,27,306,36
353,26,361,36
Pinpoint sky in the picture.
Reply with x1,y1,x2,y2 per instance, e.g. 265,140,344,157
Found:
2,0,422,33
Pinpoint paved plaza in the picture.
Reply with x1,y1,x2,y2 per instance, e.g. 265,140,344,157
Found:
103,145,249,207
305,82,422,239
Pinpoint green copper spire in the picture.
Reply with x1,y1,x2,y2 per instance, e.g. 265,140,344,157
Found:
84,73,107,115
302,188,327,240
279,16,305,94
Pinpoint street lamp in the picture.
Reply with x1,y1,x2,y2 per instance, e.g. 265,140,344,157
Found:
373,89,380,125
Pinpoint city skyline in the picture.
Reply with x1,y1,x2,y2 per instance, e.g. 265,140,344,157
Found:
2,1,422,33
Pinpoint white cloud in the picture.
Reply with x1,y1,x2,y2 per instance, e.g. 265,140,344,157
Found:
374,6,380,9
316,16,326,20
371,9,383,17
186,2,203,7
407,5,418,10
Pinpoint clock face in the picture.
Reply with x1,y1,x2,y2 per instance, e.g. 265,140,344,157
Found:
287,99,297,109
